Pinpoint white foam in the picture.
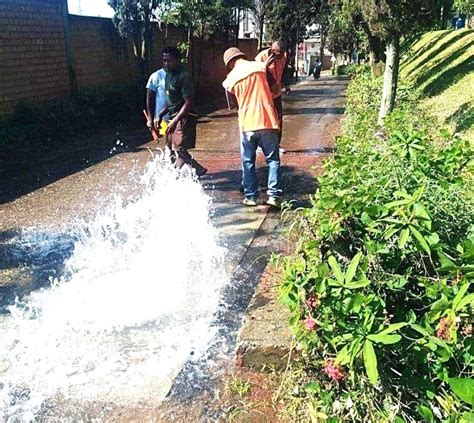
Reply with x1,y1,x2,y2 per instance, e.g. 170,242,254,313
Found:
0,151,227,420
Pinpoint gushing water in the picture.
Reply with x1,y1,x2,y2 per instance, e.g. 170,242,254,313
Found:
0,152,227,420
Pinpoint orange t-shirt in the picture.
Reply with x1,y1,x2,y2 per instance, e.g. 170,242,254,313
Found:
222,60,279,133
255,49,287,98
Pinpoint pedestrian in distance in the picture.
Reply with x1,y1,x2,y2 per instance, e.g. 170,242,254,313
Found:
153,46,207,177
222,47,283,209
312,57,322,80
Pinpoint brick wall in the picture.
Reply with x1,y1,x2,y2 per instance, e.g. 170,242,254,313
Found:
0,0,70,115
0,0,258,116
70,15,136,88
190,37,258,99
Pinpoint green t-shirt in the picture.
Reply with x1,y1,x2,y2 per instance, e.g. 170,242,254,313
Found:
165,66,195,117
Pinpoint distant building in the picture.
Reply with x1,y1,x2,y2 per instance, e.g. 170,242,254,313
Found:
296,37,333,75
238,9,264,43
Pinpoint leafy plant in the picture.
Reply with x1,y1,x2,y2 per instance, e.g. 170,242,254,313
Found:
280,66,474,421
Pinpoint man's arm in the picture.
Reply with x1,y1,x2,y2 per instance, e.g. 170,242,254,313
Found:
158,105,169,119
146,89,156,128
266,67,278,93
166,96,194,135
154,104,169,131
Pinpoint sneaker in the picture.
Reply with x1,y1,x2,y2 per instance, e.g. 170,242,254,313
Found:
266,196,281,209
279,147,286,154
243,197,259,206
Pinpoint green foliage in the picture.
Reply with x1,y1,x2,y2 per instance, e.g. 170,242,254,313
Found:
327,0,372,59
280,66,474,421
226,376,252,398
358,0,442,41
265,0,327,49
164,0,247,40
108,0,161,59
454,0,474,13
335,64,359,76
0,84,142,153
449,378,474,405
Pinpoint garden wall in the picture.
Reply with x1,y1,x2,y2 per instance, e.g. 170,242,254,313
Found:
0,0,71,115
0,0,258,115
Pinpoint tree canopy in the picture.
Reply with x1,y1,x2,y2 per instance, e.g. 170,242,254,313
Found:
454,0,474,13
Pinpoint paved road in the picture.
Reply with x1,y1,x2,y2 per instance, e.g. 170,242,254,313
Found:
0,75,347,420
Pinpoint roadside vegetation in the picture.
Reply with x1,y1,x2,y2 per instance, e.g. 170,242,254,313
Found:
278,37,474,421
401,29,474,143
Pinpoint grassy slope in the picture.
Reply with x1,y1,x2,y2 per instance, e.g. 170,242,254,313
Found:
401,28,474,142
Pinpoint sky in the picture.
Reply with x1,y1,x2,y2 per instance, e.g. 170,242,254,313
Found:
68,0,114,18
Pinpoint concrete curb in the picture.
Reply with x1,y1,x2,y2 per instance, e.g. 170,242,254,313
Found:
236,263,294,370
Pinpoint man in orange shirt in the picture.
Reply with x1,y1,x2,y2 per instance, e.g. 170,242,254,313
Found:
222,47,282,208
255,41,291,145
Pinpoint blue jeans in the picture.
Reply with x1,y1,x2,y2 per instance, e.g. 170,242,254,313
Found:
240,129,282,199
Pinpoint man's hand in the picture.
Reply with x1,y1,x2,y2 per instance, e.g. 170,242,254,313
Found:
154,117,162,132
166,118,178,135
265,53,277,68
146,119,153,129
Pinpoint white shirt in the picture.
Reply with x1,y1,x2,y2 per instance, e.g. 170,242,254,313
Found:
146,68,169,121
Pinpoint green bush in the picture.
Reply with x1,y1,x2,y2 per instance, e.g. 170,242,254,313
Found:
0,84,142,153
335,63,359,77
281,67,474,422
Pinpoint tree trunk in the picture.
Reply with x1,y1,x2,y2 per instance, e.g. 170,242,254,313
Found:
235,8,241,45
441,0,453,29
196,23,206,92
132,32,146,88
319,23,325,60
360,21,384,73
378,37,400,125
143,17,152,78
186,25,192,64
258,14,265,50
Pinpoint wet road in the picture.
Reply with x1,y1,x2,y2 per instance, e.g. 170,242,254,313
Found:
0,75,347,421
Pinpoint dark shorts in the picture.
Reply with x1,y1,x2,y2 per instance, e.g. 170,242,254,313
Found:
166,114,197,151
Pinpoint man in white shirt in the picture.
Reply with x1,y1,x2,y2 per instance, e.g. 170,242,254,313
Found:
145,68,170,138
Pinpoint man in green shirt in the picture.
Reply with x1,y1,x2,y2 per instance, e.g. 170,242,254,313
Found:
152,46,207,176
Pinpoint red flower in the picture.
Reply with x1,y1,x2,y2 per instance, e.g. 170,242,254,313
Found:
461,323,472,337
305,293,319,310
304,316,317,331
436,317,454,341
323,360,345,381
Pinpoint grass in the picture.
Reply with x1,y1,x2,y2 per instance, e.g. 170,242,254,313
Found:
401,28,474,143
226,376,252,398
